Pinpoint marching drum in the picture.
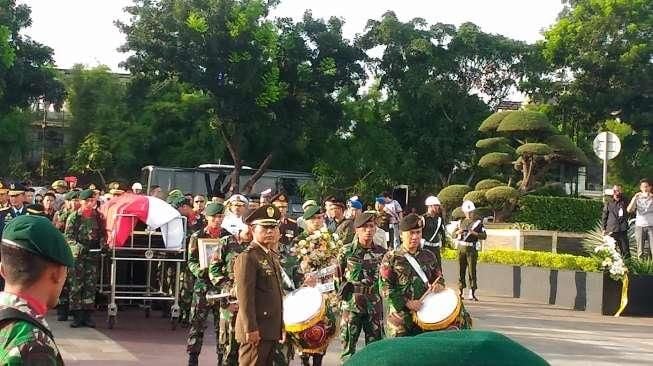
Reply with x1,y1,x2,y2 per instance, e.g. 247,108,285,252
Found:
283,287,334,353
414,288,470,331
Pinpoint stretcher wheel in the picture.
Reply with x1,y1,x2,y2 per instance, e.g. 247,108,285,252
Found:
108,315,116,329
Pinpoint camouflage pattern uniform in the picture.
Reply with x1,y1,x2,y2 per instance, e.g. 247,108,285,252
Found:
208,234,249,365
53,208,71,314
380,246,447,337
186,228,228,358
52,208,69,232
336,237,386,361
65,209,105,311
0,292,64,365
457,217,487,291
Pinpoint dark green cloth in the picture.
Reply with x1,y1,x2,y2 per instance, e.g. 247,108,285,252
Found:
399,213,422,231
1,215,74,267
353,211,376,228
302,205,321,220
78,189,94,200
345,330,549,366
64,191,78,200
204,202,224,216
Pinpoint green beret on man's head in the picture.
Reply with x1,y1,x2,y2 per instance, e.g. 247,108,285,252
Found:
170,196,191,209
302,205,322,220
204,202,225,216
354,211,376,228
78,189,94,200
399,213,423,231
345,330,549,366
64,191,79,201
1,215,74,267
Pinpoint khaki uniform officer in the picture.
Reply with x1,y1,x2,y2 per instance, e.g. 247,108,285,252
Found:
234,205,284,366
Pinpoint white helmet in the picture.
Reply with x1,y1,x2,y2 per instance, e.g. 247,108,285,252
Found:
425,196,441,206
132,182,143,191
462,200,476,213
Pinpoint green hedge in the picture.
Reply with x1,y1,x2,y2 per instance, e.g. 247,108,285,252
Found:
442,248,599,272
512,195,602,232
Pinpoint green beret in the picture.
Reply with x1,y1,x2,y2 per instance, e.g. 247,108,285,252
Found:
170,196,190,209
354,211,376,228
345,330,549,366
302,205,322,220
78,189,94,200
205,202,225,216
399,213,423,231
245,204,280,226
64,191,78,200
1,216,74,267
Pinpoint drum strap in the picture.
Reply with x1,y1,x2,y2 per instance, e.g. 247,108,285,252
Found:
280,266,295,290
428,217,442,243
403,253,429,285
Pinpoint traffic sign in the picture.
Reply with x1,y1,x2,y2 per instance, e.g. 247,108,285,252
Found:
593,132,621,160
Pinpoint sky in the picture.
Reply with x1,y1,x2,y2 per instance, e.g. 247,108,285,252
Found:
19,0,564,73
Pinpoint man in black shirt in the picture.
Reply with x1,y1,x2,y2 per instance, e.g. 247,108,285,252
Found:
421,196,446,275
602,185,630,258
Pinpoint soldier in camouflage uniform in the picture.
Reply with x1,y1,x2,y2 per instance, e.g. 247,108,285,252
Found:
380,214,471,337
186,202,230,366
336,211,386,362
0,215,73,365
64,189,105,328
208,225,252,365
53,191,80,322
456,201,487,301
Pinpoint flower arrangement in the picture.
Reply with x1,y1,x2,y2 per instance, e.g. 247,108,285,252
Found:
293,227,342,272
593,235,627,281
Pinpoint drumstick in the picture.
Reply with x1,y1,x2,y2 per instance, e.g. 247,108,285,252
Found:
419,275,442,302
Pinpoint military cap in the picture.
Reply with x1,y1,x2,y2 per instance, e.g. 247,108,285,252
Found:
226,194,249,206
64,191,79,201
205,202,225,216
354,211,376,228
375,196,385,204
26,204,45,216
1,215,74,267
8,182,26,196
350,200,363,210
345,330,548,366
302,205,322,220
170,196,191,209
0,181,7,194
78,189,94,200
270,192,290,207
302,200,318,210
51,180,67,189
325,196,346,209
245,204,280,226
399,213,423,231
462,200,476,213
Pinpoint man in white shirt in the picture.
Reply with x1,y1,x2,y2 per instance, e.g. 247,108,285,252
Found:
627,178,653,259
382,191,403,249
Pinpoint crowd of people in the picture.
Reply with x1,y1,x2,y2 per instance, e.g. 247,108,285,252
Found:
0,177,491,365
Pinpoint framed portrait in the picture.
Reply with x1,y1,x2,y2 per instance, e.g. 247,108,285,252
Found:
198,238,222,269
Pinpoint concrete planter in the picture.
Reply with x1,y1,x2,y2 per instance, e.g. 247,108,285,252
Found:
443,260,607,314
602,273,653,316
483,227,586,256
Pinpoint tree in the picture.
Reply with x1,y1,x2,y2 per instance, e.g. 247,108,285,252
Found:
476,109,587,192
70,133,112,186
117,1,366,194
0,0,65,179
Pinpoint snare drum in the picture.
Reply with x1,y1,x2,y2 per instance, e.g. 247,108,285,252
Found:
283,287,334,353
414,288,467,331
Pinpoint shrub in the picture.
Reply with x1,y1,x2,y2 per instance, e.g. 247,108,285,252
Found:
475,179,505,191
463,190,488,207
437,184,471,210
529,183,567,197
451,207,465,220
497,111,556,134
442,248,599,272
516,143,553,156
545,135,590,165
485,186,519,207
478,111,511,133
478,152,512,168
476,137,510,149
512,195,603,232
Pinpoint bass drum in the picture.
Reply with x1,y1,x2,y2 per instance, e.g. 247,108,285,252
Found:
414,288,472,331
283,287,335,353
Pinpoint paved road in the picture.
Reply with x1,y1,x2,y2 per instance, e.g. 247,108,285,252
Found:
52,293,653,365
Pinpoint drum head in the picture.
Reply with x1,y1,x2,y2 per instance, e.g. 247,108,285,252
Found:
283,287,323,326
416,288,460,324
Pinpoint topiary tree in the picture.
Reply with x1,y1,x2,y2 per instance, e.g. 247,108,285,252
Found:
475,109,586,192
485,186,519,221
463,190,488,207
451,207,465,220
437,184,472,212
475,179,505,191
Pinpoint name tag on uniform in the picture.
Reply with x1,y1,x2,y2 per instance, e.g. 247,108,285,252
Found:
618,208,624,217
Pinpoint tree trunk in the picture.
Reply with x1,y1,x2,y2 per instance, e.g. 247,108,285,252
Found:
218,125,241,194
241,152,275,195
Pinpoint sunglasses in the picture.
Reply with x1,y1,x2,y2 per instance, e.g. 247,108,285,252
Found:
194,200,205,203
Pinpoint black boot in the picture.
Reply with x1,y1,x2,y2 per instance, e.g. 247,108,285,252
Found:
188,353,199,366
301,355,310,366
459,288,463,299
56,305,69,321
313,354,324,366
83,310,96,328
69,311,83,328
217,353,223,366
472,289,479,301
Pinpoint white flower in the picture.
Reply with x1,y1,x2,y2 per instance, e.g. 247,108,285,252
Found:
300,248,308,255
332,233,340,240
602,258,613,268
320,227,328,233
